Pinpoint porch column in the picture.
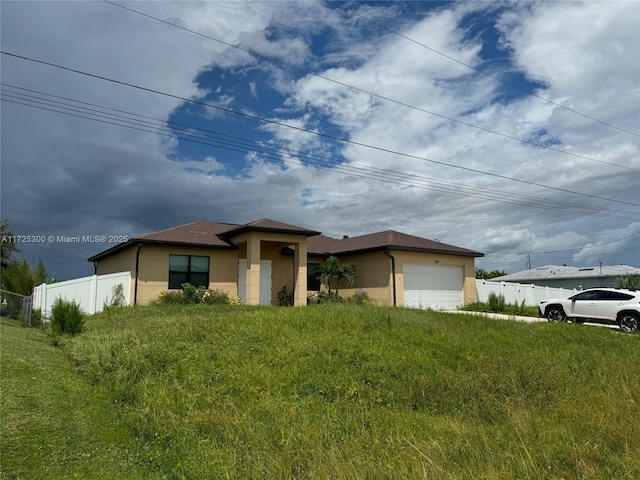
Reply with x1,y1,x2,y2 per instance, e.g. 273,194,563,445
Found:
293,241,308,306
245,235,261,305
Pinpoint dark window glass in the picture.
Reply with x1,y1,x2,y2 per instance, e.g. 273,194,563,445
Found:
189,273,209,289
169,272,189,290
572,291,602,301
598,291,634,301
307,263,322,291
191,256,209,273
169,255,189,272
169,255,210,289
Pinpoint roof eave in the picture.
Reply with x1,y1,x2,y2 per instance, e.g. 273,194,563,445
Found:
87,237,237,262
389,245,484,257
312,245,484,257
88,239,137,262
220,226,322,239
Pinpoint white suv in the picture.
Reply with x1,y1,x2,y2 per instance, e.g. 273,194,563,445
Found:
539,288,640,332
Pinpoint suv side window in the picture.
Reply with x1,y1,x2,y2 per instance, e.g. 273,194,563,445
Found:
572,290,602,301
598,291,634,301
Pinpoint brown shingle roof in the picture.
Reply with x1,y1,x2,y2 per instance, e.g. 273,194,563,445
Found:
89,219,321,262
89,219,483,262
308,230,483,257
305,235,341,255
138,220,239,247
220,218,321,238
88,220,241,262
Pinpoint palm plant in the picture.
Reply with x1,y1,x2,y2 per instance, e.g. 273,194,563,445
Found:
316,256,340,296
335,261,356,297
315,256,356,298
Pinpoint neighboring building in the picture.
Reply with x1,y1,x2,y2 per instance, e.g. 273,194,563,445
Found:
88,219,483,309
492,265,640,290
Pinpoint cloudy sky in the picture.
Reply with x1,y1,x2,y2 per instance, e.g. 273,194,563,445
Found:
1,0,639,281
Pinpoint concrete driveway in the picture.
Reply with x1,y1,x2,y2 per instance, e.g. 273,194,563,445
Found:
446,310,617,329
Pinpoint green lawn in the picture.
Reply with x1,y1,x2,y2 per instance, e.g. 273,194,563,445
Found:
2,305,639,479
0,319,152,480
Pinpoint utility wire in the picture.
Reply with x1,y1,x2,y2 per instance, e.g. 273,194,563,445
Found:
3,82,639,222
481,233,639,255
4,89,638,265
6,88,636,221
4,82,637,220
331,1,639,138
103,0,640,172
3,50,638,210
480,245,640,267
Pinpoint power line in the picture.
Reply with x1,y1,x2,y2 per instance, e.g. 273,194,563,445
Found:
481,233,639,255
3,83,639,222
480,245,640,263
4,92,628,220
102,0,640,172
479,245,640,268
331,1,640,138
3,50,638,210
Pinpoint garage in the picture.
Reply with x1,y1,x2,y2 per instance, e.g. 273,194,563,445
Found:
403,263,463,310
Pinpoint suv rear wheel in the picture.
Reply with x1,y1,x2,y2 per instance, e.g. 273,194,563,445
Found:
546,306,566,323
618,313,639,333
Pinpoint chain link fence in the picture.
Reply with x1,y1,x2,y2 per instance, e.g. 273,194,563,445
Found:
0,289,33,326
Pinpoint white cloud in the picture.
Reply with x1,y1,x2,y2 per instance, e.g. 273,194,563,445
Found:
496,1,640,137
1,0,638,279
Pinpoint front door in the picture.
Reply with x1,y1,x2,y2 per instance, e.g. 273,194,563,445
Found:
238,259,272,305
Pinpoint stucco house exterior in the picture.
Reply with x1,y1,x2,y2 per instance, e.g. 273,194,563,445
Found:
492,265,640,289
88,219,483,309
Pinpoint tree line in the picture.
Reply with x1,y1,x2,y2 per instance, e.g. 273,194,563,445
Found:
1,219,48,296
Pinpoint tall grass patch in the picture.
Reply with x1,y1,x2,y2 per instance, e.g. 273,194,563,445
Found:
66,305,640,479
50,297,85,336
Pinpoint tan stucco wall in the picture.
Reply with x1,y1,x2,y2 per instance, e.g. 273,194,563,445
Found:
263,243,296,305
232,232,308,306
135,245,239,305
95,239,305,306
329,251,393,305
94,247,137,304
238,241,295,305
96,244,240,305
311,250,477,307
95,241,477,307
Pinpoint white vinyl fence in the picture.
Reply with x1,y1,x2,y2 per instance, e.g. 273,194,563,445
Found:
476,280,578,307
33,272,131,319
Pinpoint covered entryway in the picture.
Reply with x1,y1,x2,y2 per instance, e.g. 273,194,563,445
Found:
403,263,463,310
220,219,320,306
238,259,272,305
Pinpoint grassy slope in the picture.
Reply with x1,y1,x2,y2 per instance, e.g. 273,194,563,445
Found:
0,320,153,480
3,305,640,479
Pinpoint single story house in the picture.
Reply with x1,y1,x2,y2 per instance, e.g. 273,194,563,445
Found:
88,219,483,309
492,264,640,289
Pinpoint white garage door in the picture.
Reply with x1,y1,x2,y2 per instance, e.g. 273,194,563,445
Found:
403,263,463,310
